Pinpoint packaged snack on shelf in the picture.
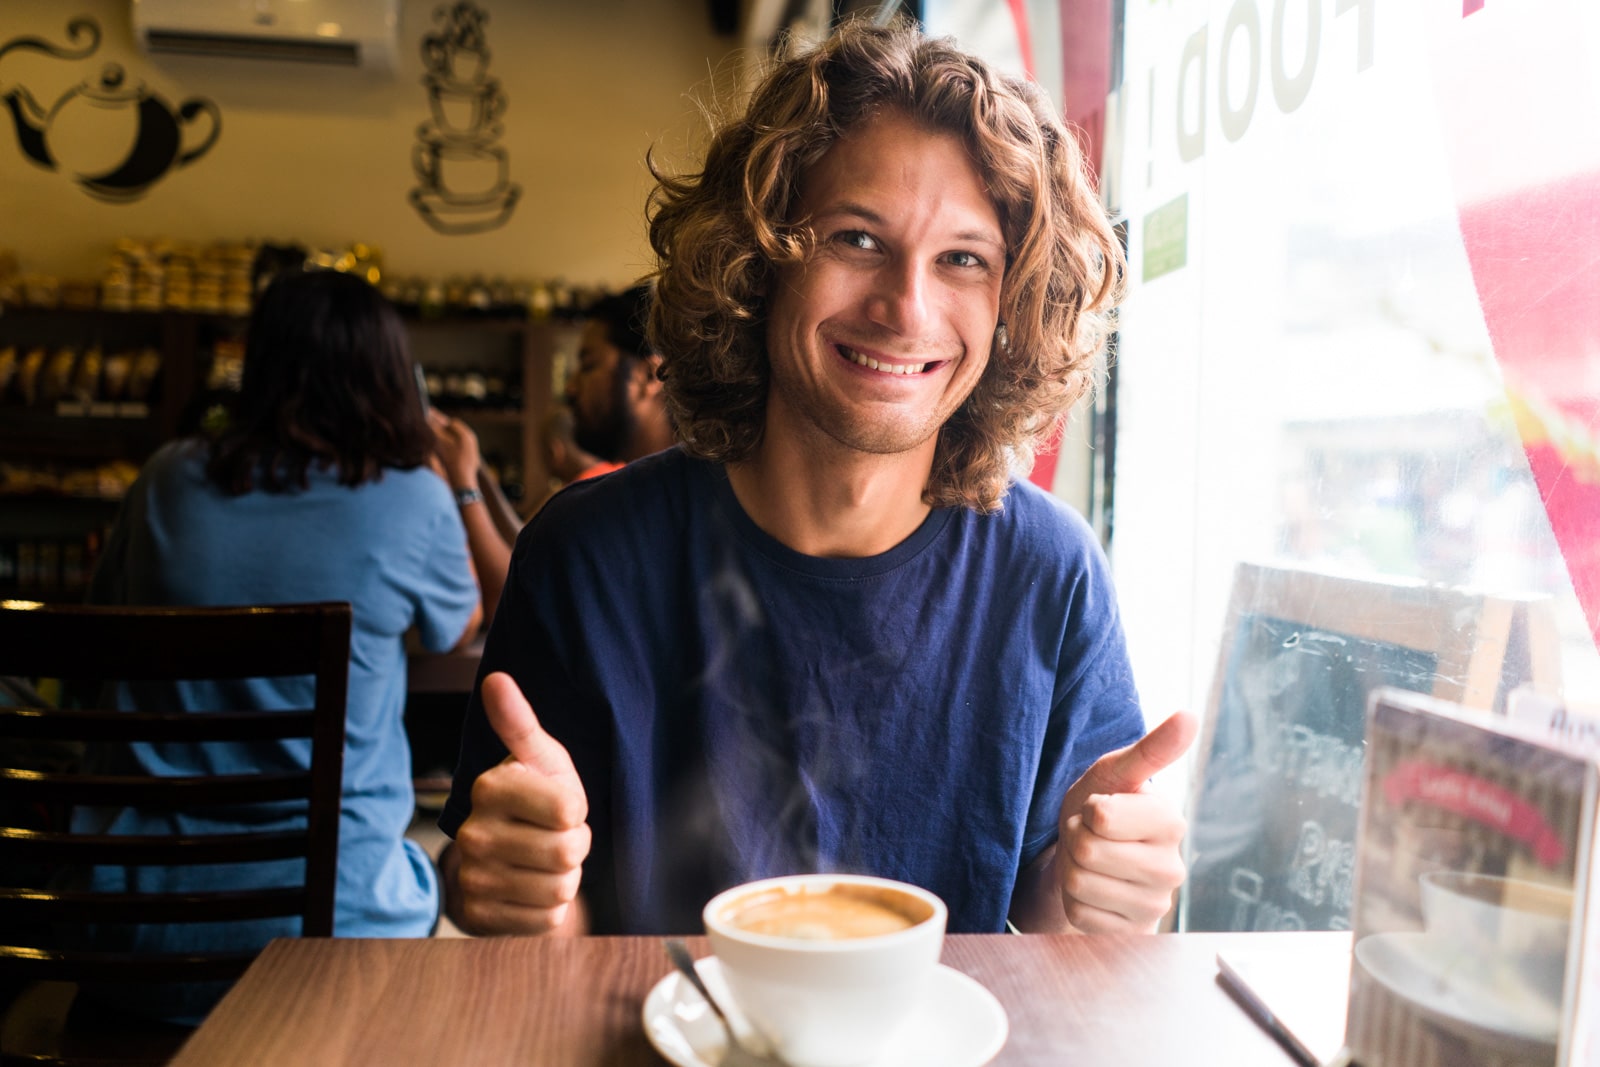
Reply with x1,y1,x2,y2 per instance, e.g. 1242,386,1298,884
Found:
15,347,46,406
121,346,163,415
70,345,103,405
39,347,78,409
99,349,133,404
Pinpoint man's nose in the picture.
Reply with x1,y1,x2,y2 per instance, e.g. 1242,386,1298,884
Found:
866,259,932,335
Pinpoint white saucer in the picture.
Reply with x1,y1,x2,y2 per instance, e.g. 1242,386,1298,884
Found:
1354,931,1560,1051
642,956,1008,1067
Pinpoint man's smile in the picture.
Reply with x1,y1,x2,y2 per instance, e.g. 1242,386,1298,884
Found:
836,343,949,377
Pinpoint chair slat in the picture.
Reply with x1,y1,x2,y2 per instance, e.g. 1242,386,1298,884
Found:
0,770,311,807
0,600,350,1016
0,945,257,984
0,708,318,743
0,604,339,681
0,827,308,866
0,887,307,924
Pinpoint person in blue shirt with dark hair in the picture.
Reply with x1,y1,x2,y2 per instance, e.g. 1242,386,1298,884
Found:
440,19,1196,939
82,268,484,1021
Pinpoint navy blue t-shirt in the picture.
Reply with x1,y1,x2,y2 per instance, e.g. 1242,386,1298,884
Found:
441,447,1143,934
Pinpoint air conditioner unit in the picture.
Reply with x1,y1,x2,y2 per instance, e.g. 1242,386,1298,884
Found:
131,0,402,74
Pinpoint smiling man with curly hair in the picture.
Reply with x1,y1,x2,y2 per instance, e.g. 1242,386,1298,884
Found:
440,18,1196,940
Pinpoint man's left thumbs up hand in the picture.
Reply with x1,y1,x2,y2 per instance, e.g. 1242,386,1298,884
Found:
1053,711,1197,933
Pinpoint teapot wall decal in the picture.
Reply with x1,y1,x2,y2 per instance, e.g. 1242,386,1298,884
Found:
2,17,223,203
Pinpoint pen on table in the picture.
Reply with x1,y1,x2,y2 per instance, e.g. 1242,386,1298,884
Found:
1214,952,1322,1067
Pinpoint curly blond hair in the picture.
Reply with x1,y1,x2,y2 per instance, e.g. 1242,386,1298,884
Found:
647,19,1124,512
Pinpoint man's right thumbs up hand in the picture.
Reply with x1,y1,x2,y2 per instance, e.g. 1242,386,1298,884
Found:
444,672,592,936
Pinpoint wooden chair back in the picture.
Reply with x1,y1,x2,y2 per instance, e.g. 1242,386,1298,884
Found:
0,601,350,1015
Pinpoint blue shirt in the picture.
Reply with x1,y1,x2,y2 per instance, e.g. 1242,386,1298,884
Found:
442,447,1144,934
80,440,478,1017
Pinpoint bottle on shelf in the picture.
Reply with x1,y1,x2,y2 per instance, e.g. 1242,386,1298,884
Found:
483,366,508,410
460,365,489,408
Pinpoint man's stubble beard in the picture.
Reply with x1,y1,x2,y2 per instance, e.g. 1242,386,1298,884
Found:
573,359,638,462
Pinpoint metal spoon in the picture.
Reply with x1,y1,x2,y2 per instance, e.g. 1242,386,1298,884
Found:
662,938,781,1067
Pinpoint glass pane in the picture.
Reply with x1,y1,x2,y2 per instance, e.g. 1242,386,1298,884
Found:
1115,0,1600,933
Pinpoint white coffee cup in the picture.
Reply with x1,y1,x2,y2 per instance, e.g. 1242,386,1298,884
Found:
1418,870,1572,1009
702,873,947,1067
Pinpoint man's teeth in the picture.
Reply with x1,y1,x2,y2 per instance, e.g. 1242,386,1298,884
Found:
842,347,927,375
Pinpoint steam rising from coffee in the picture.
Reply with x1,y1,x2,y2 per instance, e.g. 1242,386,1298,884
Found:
658,555,883,901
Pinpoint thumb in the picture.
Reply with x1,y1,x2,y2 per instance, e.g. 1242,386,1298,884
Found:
482,671,578,780
1061,710,1198,816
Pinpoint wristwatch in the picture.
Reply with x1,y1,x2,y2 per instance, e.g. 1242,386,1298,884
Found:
454,486,485,507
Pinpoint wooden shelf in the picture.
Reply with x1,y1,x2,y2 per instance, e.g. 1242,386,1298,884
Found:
0,308,575,546
0,409,166,463
436,406,523,425
403,314,532,333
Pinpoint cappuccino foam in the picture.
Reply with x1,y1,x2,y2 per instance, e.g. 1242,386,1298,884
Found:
722,885,928,940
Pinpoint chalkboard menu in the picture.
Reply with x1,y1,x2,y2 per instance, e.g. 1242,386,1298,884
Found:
1178,564,1524,932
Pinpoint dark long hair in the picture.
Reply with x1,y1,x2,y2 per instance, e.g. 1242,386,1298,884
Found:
206,270,433,495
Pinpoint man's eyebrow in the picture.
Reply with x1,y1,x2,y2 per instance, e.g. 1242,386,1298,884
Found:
820,201,1005,250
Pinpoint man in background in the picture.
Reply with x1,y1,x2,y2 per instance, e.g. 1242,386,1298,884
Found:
564,283,675,468
433,283,680,611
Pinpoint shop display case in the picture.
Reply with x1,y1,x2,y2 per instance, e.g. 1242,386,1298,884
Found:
0,304,576,600
405,311,578,518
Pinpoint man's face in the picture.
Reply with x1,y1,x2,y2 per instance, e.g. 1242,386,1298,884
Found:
568,318,634,460
763,109,1005,462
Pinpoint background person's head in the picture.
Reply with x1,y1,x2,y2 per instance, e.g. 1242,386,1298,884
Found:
648,18,1125,512
567,283,667,462
207,269,434,495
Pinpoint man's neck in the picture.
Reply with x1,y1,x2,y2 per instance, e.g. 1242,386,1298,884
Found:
725,430,936,559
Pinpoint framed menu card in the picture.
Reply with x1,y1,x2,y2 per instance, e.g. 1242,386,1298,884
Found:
1341,688,1600,1067
1180,563,1533,936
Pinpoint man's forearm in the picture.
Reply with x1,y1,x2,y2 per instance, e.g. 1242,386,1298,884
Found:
479,466,525,544
456,500,510,629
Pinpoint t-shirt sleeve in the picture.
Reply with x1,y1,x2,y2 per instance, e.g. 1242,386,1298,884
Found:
1018,535,1147,868
407,484,481,653
437,503,612,845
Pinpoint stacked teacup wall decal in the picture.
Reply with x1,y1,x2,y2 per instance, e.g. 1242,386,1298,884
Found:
408,2,520,235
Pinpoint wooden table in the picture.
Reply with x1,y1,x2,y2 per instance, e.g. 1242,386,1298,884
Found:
407,634,485,695
170,931,1351,1066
